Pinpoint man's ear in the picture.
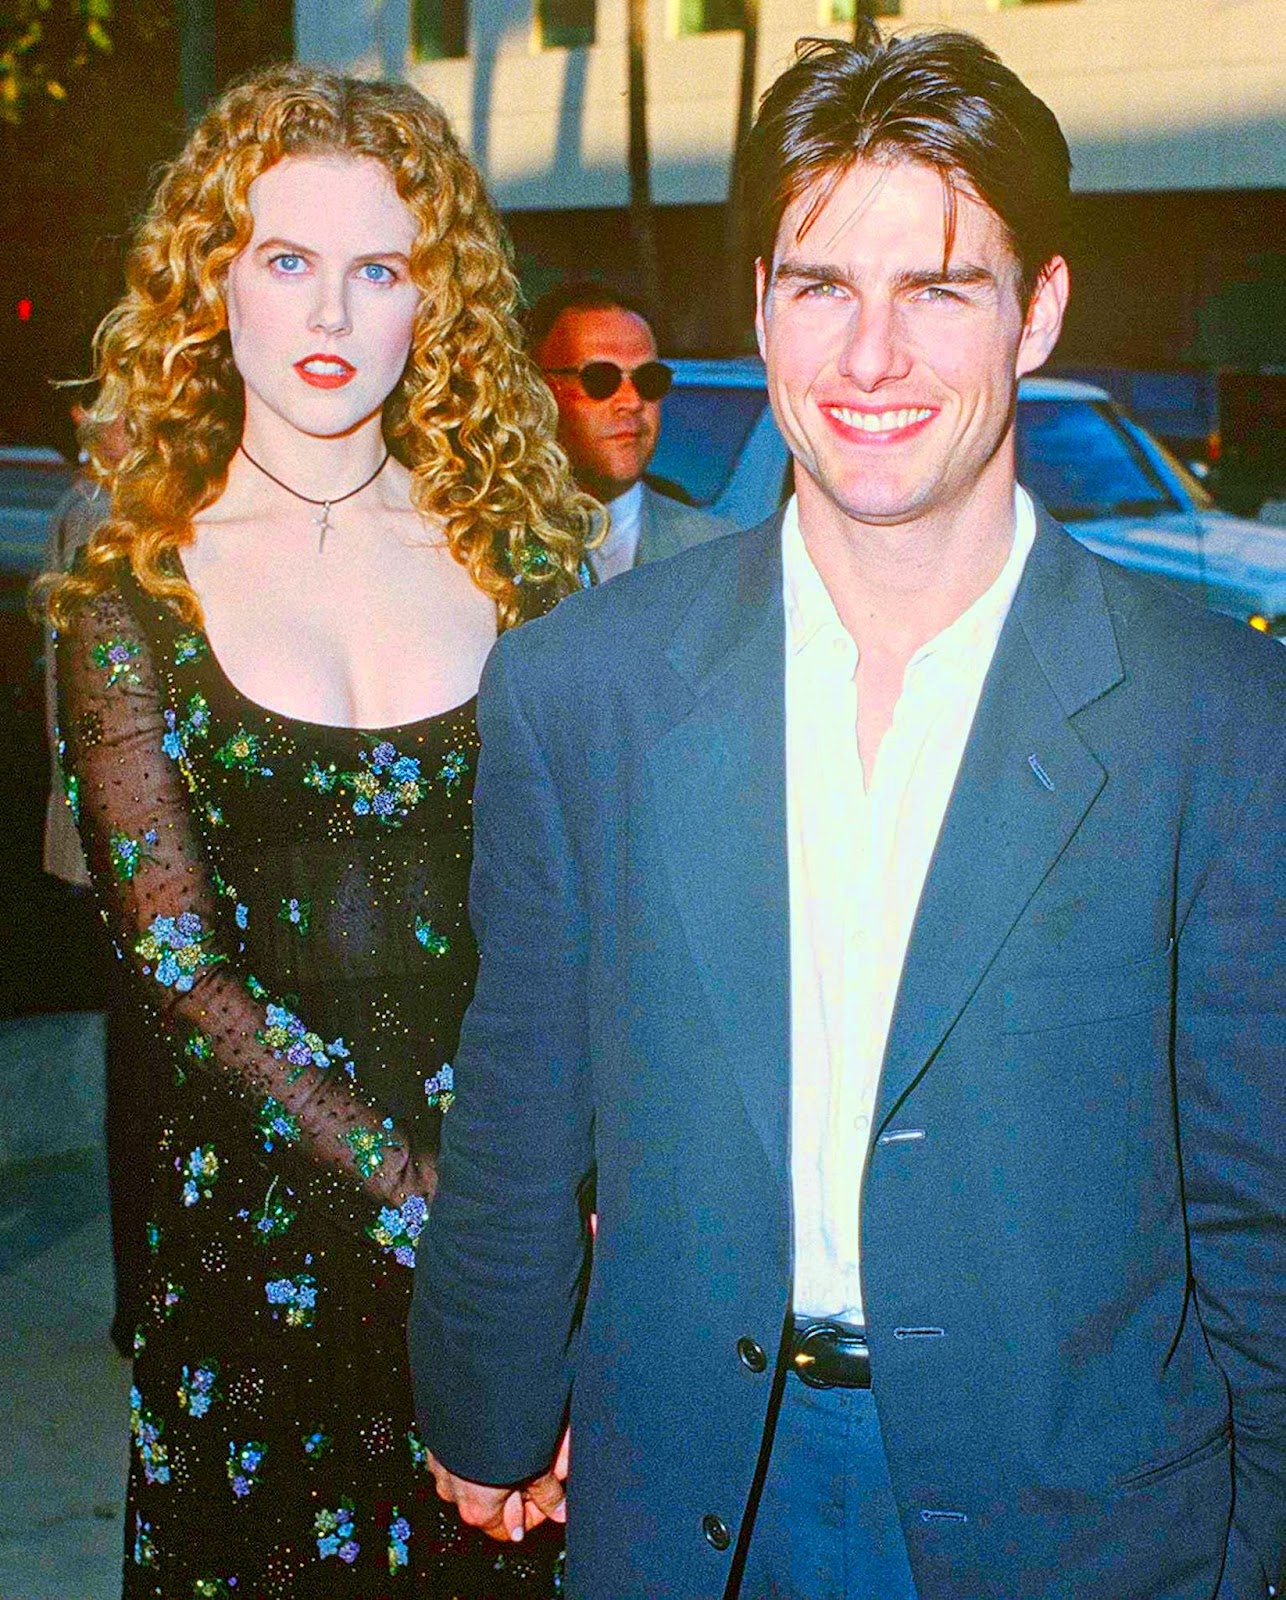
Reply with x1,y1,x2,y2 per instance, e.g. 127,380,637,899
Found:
753,258,768,360
1016,256,1070,379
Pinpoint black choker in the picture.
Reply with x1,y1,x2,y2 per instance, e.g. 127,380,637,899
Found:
239,443,391,551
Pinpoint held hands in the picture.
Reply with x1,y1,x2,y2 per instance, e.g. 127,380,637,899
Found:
427,1427,570,1543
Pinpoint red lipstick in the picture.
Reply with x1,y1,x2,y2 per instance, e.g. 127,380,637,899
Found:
294,354,356,389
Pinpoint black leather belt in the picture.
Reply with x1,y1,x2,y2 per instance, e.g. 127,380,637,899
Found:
789,1316,872,1389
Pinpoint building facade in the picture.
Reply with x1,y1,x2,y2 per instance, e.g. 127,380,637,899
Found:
295,0,1286,367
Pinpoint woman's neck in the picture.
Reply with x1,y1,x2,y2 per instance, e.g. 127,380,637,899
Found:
237,408,389,503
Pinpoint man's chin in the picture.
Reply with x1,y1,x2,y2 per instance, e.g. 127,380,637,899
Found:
579,472,639,504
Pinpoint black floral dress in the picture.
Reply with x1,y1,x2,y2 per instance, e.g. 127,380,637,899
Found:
57,566,564,1599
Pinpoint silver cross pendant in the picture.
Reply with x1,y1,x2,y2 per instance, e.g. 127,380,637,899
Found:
314,502,334,552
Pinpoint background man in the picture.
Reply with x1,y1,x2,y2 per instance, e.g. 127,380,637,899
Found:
412,27,1285,1600
528,281,731,579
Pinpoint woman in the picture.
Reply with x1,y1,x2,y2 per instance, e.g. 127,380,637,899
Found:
46,65,593,1598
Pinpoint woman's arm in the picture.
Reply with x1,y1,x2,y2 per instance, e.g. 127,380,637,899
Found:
56,580,436,1221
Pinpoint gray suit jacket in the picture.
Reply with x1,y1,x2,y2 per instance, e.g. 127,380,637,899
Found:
637,481,734,565
412,510,1286,1600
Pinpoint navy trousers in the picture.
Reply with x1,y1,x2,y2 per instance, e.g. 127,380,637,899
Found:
740,1378,918,1600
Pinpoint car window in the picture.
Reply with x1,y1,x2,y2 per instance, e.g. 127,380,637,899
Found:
650,383,770,508
1016,400,1181,522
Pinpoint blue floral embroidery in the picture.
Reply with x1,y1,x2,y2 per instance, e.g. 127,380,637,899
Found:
92,636,141,687
337,742,423,824
303,760,338,794
129,1385,171,1485
388,1511,411,1574
438,748,468,793
132,1511,156,1566
160,1280,185,1319
424,1062,454,1112
227,1440,266,1498
303,1430,332,1460
179,1145,219,1207
368,1194,427,1269
173,632,207,666
407,1430,430,1472
161,694,210,783
265,1273,317,1328
255,1097,301,1152
109,828,157,883
279,897,311,936
234,902,249,931
178,1362,219,1418
179,691,211,742
193,1581,236,1598
161,709,185,764
257,1003,352,1079
414,917,449,956
239,1176,297,1242
135,912,225,992
315,1500,359,1563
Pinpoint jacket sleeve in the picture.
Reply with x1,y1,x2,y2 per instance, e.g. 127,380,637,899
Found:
1177,738,1286,1597
410,633,594,1486
56,582,433,1226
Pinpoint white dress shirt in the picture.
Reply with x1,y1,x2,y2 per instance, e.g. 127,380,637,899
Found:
590,481,644,583
785,489,1036,1322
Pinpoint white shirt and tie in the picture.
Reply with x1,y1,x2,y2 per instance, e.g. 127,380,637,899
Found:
784,488,1037,1323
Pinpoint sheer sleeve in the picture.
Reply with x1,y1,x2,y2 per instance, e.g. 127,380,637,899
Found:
55,580,436,1221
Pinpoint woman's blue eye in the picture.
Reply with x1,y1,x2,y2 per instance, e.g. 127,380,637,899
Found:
358,263,395,284
272,254,305,273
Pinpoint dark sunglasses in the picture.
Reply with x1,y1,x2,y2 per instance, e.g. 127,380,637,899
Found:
543,359,673,402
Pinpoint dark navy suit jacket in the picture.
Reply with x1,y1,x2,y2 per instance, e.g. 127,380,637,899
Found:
411,508,1286,1600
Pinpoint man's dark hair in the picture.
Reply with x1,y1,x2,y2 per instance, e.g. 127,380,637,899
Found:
741,24,1071,302
524,280,654,351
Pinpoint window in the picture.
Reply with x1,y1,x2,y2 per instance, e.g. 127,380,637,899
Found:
825,0,902,21
1015,401,1179,523
537,0,595,47
676,0,744,35
411,0,467,59
648,382,769,508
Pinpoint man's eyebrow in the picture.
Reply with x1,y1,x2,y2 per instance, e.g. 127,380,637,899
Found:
896,263,998,291
770,260,850,289
770,260,1001,292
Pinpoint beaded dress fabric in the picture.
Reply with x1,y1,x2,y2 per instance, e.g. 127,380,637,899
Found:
57,565,564,1598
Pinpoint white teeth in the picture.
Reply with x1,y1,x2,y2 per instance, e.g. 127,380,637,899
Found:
302,359,349,375
830,406,932,432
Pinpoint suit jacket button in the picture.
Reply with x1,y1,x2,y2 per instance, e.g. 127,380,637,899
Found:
702,1513,731,1551
737,1336,767,1373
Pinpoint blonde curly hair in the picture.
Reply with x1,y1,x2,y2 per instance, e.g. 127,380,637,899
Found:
45,64,595,630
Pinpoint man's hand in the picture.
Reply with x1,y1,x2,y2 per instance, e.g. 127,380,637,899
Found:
427,1449,566,1543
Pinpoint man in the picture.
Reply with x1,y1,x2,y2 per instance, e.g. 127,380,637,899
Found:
412,28,1285,1600
528,281,732,578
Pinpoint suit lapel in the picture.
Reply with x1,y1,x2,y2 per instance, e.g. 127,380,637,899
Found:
643,516,791,1177
875,513,1124,1126
636,485,679,565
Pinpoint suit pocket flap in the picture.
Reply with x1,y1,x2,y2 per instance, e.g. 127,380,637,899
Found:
1001,943,1173,1034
